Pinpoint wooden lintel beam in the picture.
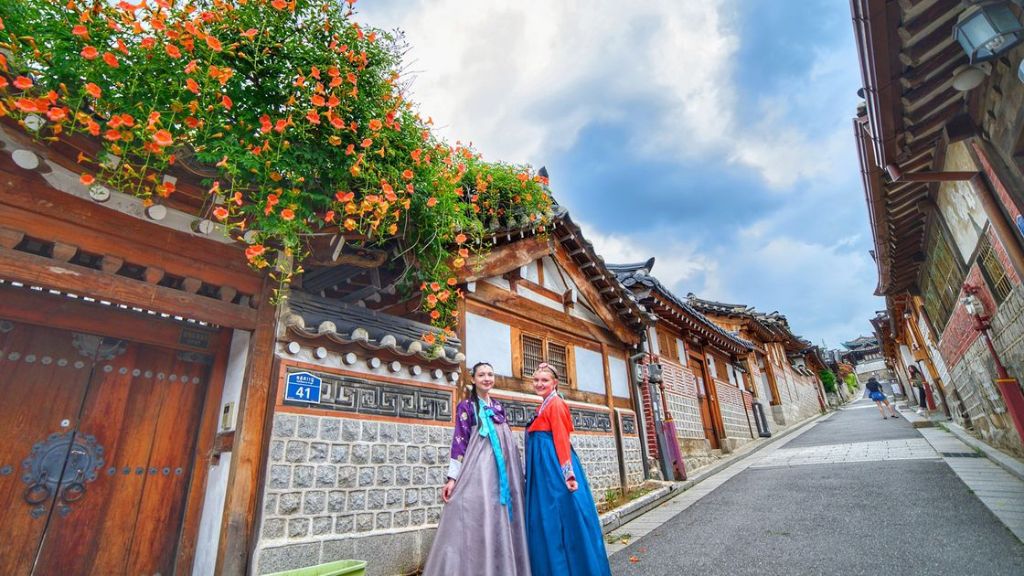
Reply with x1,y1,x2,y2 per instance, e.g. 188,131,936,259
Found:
456,235,552,283
0,246,258,329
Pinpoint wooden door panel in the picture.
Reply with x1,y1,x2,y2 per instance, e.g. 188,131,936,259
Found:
0,320,94,576
33,343,209,576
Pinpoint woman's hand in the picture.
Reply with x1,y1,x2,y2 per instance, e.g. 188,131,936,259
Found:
441,479,456,503
566,478,578,492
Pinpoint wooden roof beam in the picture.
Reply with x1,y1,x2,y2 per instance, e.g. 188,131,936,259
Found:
905,90,963,126
899,0,960,42
906,108,960,143
901,33,955,67
901,72,955,109
902,43,966,87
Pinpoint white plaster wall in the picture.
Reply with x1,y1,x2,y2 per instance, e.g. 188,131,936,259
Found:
610,355,630,398
541,256,568,292
465,312,513,377
193,329,250,576
575,346,605,394
522,261,539,283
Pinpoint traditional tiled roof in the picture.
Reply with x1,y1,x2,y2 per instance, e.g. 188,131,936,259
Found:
842,335,878,351
282,290,463,365
610,260,753,355
491,201,651,336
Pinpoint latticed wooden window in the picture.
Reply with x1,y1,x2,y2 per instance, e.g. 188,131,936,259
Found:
977,233,1013,304
657,329,678,362
922,229,963,333
546,341,568,383
521,334,544,377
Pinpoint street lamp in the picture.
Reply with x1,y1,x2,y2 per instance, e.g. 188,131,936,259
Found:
961,282,1024,445
953,1,1024,65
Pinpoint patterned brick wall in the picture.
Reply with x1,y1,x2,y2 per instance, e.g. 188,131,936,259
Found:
662,360,705,440
715,382,753,439
944,284,1024,457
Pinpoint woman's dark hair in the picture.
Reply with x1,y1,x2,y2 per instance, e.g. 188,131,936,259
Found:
908,365,920,376
466,362,493,406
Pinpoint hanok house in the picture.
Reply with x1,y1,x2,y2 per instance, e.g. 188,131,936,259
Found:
611,259,758,473
250,204,651,575
851,0,1024,455
0,120,276,576
686,295,827,430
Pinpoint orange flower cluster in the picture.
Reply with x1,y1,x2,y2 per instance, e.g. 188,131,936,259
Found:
0,0,553,343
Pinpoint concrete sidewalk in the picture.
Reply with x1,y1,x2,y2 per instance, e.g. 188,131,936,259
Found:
606,396,1024,575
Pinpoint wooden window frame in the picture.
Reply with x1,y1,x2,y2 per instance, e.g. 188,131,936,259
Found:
976,231,1013,305
656,327,680,363
922,225,965,335
511,327,576,388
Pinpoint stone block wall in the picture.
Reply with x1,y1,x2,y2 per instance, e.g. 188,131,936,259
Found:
254,412,450,575
945,284,1024,457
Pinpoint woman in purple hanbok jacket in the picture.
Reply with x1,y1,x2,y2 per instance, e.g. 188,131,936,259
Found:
421,362,531,576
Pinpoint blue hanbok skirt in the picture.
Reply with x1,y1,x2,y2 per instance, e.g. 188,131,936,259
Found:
525,431,610,576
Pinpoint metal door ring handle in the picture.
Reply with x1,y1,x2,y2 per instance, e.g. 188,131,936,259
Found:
60,481,86,503
23,483,51,505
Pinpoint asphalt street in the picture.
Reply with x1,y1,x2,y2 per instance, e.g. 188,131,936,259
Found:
608,398,1024,576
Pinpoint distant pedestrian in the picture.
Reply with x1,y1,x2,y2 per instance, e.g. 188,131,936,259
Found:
908,365,927,412
866,377,897,419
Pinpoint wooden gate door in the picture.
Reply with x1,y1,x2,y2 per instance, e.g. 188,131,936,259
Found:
0,318,209,575
0,320,95,576
689,357,720,449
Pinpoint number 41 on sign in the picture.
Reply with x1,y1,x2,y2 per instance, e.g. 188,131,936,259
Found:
285,371,323,404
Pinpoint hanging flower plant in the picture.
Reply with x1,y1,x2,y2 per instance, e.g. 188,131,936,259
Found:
0,0,553,342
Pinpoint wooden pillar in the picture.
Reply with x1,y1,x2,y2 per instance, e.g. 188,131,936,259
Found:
969,173,1024,281
602,343,628,494
761,348,782,406
905,301,949,416
215,278,279,576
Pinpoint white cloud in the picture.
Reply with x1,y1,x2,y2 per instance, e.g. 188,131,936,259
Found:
360,1,856,191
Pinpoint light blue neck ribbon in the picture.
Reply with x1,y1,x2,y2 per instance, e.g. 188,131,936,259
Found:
477,398,512,520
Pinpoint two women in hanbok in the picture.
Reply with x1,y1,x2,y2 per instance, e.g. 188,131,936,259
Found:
422,361,610,576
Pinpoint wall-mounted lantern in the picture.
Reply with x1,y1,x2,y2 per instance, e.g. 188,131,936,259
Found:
953,1,1024,64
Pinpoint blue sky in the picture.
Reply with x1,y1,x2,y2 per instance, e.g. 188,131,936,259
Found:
357,0,882,348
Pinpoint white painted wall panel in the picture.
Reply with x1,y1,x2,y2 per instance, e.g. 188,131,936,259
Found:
610,356,630,398
575,346,606,394
466,312,513,377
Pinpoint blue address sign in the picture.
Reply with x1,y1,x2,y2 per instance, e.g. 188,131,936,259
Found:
285,371,323,404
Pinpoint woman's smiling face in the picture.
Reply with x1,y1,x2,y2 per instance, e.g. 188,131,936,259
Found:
532,368,557,398
473,363,495,395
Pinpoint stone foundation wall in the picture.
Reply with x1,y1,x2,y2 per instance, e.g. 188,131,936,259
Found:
254,402,639,574
945,285,1024,457
254,413,449,575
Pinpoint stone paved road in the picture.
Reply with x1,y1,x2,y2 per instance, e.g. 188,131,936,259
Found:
608,398,1024,576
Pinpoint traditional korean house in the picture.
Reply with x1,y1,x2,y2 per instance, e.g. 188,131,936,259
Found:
249,204,651,574
686,295,826,429
0,121,277,576
851,0,1024,455
611,260,757,472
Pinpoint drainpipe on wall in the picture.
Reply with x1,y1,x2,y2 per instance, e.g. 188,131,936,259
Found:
628,345,651,481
